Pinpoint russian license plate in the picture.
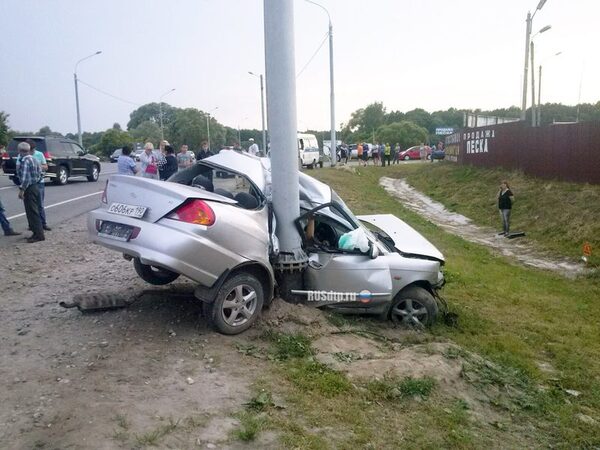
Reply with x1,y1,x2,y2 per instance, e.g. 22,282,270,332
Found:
98,221,134,241
108,202,147,218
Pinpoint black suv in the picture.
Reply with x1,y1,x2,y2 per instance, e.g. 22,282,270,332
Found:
1,136,101,185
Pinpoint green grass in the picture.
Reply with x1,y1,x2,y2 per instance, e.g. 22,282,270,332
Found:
366,375,437,401
299,164,600,447
262,329,314,360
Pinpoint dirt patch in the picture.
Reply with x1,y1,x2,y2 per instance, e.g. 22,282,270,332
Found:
380,176,588,277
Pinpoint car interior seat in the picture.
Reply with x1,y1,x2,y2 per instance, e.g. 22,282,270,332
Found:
191,174,214,192
214,188,234,199
234,192,259,209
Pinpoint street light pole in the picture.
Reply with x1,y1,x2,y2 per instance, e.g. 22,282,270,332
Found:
206,107,219,151
537,51,562,126
248,72,267,154
159,88,176,141
305,0,336,166
74,51,102,146
520,0,548,121
529,25,551,127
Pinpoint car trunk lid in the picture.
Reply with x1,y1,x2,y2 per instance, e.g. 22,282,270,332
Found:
105,175,236,223
358,214,444,262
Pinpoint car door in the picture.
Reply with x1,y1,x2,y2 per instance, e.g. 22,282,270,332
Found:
67,142,87,174
295,203,393,306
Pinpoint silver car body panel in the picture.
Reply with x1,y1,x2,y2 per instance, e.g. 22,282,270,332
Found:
357,214,444,262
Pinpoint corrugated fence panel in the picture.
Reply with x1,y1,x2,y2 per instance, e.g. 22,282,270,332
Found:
454,121,600,184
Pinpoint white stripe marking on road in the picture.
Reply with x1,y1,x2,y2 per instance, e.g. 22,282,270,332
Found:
0,185,15,190
1,170,116,189
7,190,103,220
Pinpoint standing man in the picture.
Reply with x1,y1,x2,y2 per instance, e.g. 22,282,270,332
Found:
177,144,193,171
393,143,401,164
1,196,21,236
28,140,51,231
384,143,391,166
247,138,259,157
16,142,44,243
196,141,212,160
419,143,427,161
117,145,138,176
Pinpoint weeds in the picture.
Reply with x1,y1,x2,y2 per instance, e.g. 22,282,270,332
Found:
232,411,266,442
134,417,180,446
262,329,314,360
366,375,436,401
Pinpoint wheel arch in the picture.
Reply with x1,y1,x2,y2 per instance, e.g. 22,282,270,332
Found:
230,262,274,306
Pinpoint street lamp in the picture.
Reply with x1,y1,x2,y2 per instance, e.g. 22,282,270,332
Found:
530,25,551,126
248,71,267,155
304,0,336,166
206,107,219,151
520,0,549,121
74,50,102,146
159,88,176,141
538,51,562,126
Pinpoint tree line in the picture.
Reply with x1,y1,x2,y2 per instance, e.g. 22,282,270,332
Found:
1,100,599,156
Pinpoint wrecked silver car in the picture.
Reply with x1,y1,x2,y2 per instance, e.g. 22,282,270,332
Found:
87,150,445,334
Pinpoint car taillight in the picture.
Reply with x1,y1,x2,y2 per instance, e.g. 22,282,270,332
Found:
1,152,9,160
43,151,53,161
168,199,215,226
101,180,108,204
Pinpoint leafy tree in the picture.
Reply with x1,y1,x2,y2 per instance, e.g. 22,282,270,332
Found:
112,122,122,130
127,102,176,130
375,121,429,150
37,126,62,137
168,108,226,151
0,111,9,145
341,102,386,142
403,109,432,133
93,128,132,156
130,120,162,145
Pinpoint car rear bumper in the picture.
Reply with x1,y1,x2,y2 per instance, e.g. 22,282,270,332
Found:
87,209,249,287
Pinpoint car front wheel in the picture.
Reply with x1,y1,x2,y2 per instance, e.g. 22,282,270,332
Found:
133,258,180,285
203,272,264,335
389,286,438,327
87,164,100,182
404,155,410,161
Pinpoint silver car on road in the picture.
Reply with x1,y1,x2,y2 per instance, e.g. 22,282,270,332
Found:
88,150,445,334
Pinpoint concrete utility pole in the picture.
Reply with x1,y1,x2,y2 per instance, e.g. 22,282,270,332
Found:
74,51,102,146
264,0,308,298
530,41,537,127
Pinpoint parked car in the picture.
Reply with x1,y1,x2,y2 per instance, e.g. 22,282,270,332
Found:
110,148,123,163
398,146,432,161
298,133,320,169
349,143,374,159
133,149,144,162
87,150,446,335
3,136,101,185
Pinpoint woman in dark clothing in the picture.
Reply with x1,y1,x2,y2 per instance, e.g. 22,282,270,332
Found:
159,145,179,180
498,180,514,236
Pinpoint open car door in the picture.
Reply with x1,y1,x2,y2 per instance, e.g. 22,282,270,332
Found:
293,203,392,309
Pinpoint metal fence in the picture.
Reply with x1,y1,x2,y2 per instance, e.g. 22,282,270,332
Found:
448,121,600,184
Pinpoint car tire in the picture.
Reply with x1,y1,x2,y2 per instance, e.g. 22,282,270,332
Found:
404,155,410,161
87,164,100,182
388,286,438,327
133,258,180,285
54,166,68,185
203,272,264,335
319,161,323,168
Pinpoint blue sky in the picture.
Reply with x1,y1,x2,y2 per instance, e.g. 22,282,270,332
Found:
1,0,598,134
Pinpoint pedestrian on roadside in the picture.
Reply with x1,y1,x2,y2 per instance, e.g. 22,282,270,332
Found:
140,142,160,179
0,197,21,237
372,142,380,166
247,138,259,156
384,143,391,166
177,144,193,171
196,141,212,160
362,143,370,166
117,145,138,176
419,143,427,161
498,180,514,237
393,143,401,164
340,144,348,165
27,140,51,231
16,142,45,243
357,143,363,166
159,145,178,180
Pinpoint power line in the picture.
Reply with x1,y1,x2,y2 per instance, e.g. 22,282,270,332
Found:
77,79,142,106
296,31,329,78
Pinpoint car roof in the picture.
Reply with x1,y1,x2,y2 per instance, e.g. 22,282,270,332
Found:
204,149,267,192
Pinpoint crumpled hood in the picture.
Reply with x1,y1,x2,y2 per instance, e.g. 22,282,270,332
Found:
357,214,444,262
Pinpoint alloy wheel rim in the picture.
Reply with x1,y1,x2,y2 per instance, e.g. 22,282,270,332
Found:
60,169,67,183
221,284,257,327
392,298,428,326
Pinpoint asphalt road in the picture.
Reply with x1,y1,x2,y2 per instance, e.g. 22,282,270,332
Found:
0,161,118,246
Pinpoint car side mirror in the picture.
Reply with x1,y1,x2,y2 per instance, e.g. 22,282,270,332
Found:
77,150,84,156
369,243,379,259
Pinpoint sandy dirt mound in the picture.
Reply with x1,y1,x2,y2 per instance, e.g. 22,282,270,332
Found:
380,176,588,277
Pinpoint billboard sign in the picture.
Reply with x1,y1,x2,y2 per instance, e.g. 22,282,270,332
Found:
435,127,454,135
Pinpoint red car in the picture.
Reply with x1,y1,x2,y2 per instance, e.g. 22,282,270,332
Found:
398,146,432,161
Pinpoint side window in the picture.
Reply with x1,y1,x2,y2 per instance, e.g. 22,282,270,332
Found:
69,143,84,155
50,141,68,156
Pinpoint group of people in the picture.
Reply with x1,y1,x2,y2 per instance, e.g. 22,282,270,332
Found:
338,142,403,167
0,140,51,243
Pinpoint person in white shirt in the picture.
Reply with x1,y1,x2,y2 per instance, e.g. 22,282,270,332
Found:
247,138,259,156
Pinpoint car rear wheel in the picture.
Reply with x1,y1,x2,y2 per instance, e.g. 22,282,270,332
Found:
54,166,68,185
404,155,410,161
87,164,99,182
133,258,180,285
203,272,264,335
389,286,438,327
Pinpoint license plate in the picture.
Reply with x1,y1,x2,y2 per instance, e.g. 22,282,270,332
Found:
108,202,147,218
98,221,134,241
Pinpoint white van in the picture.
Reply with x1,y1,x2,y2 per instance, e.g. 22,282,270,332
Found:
298,133,320,169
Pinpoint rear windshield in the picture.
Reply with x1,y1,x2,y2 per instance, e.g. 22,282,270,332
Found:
8,138,47,155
